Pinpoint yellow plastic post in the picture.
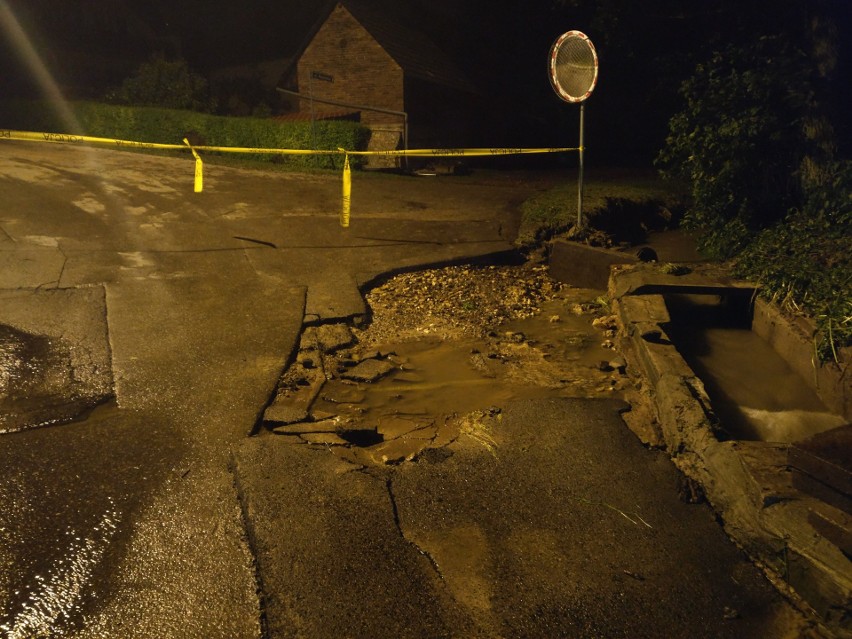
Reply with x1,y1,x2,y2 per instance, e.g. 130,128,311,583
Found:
340,153,351,228
194,155,203,193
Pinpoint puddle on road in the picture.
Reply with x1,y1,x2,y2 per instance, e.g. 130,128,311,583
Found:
665,295,846,443
0,324,111,433
267,291,625,467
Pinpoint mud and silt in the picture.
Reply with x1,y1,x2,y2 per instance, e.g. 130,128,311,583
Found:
262,263,627,466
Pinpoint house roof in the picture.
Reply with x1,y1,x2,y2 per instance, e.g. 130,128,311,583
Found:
284,0,474,94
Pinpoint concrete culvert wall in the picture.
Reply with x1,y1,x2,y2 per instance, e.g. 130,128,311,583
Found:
610,264,852,635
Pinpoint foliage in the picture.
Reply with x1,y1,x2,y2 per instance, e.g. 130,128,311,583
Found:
106,55,215,113
209,76,279,118
656,36,812,259
735,160,852,360
0,100,371,170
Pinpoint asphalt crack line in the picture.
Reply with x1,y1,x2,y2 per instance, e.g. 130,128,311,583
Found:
384,476,445,581
228,455,271,639
0,223,15,243
54,246,69,289
233,236,278,249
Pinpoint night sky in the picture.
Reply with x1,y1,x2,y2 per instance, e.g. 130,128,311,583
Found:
2,0,850,163
2,1,566,82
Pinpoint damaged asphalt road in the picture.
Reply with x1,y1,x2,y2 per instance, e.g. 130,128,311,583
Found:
235,398,800,638
0,141,535,637
0,141,810,637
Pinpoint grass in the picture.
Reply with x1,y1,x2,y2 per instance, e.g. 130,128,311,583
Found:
515,168,689,246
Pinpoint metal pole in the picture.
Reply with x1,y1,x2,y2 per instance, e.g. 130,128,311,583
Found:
308,73,316,166
403,112,409,172
577,102,585,228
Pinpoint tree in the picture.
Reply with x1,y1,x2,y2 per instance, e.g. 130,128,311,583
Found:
654,0,848,258
108,54,213,112
656,36,812,258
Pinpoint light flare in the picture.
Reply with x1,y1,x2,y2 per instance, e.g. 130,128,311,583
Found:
0,1,82,135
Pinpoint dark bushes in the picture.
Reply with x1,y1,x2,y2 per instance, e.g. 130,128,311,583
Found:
0,100,371,169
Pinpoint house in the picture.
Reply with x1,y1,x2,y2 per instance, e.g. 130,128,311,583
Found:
279,0,479,166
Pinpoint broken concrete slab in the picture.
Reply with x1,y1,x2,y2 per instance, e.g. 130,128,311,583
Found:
376,414,435,440
317,323,354,353
298,432,351,446
264,365,327,426
791,470,852,517
319,382,366,405
263,404,308,425
808,508,852,557
608,262,757,301
789,424,852,512
617,293,671,327
340,358,396,383
271,419,339,435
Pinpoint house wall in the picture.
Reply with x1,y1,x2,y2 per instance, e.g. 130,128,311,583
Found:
297,4,404,128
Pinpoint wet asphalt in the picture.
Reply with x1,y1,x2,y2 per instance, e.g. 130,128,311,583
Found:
0,141,806,637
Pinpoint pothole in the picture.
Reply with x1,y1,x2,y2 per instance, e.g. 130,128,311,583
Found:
261,263,627,467
338,428,384,448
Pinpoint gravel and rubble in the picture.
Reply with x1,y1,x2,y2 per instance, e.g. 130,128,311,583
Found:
359,263,564,342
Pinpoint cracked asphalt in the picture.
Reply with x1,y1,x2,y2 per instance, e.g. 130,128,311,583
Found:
236,398,803,638
0,140,809,638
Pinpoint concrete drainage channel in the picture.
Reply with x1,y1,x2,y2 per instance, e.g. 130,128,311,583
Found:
609,262,851,636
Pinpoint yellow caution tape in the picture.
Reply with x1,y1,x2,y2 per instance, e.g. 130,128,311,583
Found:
348,147,580,157
1,130,578,157
1,130,583,223
3,129,186,150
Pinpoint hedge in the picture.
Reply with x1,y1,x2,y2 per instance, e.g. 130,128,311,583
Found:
0,100,371,169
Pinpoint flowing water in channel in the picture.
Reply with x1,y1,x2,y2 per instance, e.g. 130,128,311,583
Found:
665,294,846,443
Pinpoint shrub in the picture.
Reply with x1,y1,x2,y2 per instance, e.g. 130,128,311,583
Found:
0,100,371,169
106,55,214,113
735,160,852,360
656,36,811,259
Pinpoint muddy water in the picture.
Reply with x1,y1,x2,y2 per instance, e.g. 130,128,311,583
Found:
0,324,109,433
303,293,624,467
665,295,846,443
